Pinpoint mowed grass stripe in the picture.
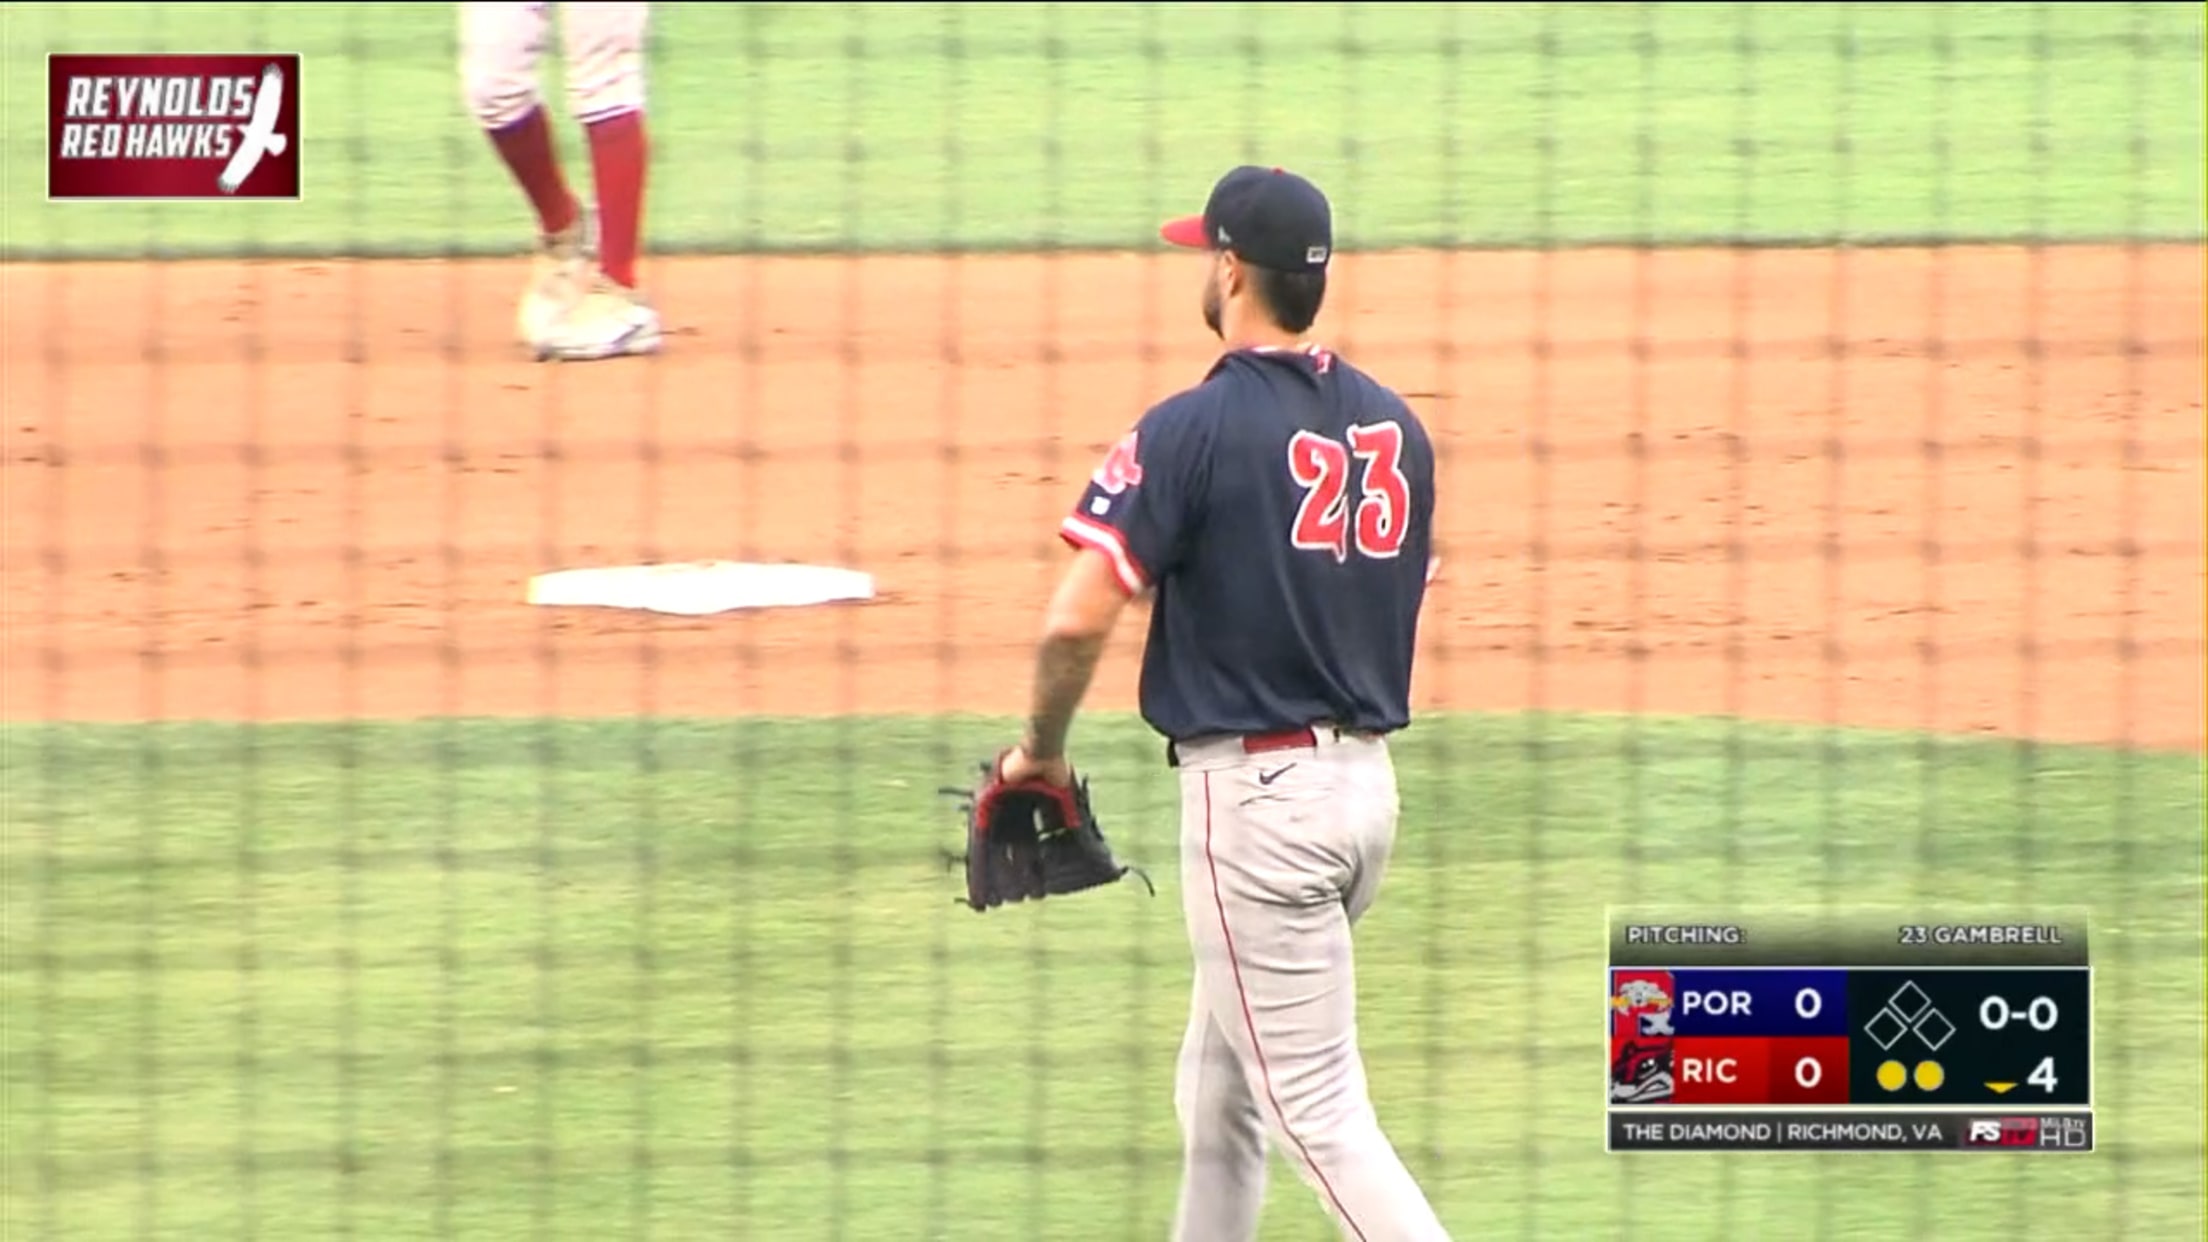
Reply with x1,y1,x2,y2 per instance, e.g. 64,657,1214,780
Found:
4,2,2201,257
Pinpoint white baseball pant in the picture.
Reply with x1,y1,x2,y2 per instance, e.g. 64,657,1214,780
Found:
459,1,648,129
1170,728,1452,1242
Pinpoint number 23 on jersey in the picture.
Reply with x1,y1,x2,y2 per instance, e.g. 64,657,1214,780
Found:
1288,421,1411,563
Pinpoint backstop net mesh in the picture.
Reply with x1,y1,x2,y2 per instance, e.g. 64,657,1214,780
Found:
6,3,2203,1239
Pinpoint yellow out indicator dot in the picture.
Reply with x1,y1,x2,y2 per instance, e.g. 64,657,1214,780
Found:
1876,1060,1907,1091
1914,1061,1945,1091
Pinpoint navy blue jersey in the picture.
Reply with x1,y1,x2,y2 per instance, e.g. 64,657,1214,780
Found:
1059,345,1437,741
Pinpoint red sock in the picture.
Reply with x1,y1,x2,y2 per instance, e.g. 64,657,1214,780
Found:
586,110,648,289
486,106,579,236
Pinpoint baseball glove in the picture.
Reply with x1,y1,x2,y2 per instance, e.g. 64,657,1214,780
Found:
941,753,1155,912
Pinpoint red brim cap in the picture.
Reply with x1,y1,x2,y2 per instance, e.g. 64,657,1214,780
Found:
1159,215,1209,248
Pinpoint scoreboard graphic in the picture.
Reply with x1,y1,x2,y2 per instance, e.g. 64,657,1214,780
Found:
1604,908,2093,1152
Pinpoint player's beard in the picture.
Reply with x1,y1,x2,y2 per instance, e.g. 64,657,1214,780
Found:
1201,261,1224,338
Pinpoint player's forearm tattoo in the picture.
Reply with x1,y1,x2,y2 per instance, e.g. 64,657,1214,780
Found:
1023,632,1106,761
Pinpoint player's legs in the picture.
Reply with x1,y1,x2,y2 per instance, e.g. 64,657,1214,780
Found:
459,0,576,229
535,1,662,360
1179,740,1449,1242
1171,937,1269,1240
560,2,649,290
459,2,591,349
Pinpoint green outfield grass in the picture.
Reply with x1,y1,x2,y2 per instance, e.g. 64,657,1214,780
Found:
2,715,2202,1240
3,1,2202,257
4,2,2204,1239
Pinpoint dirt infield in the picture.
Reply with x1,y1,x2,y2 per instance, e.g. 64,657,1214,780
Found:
3,245,2201,749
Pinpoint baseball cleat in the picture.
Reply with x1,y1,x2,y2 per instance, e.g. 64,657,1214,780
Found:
533,274,663,362
515,209,595,351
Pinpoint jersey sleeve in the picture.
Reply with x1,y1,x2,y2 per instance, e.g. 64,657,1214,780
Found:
1057,396,1211,595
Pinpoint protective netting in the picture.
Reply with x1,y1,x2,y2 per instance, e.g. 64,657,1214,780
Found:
4,3,2203,1239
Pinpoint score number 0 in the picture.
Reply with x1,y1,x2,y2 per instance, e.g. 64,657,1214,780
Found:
1980,993,2062,1095
1790,989,1828,1089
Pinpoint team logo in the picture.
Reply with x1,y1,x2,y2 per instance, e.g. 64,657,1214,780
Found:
1091,431,1145,495
1608,970,1677,1104
49,54,301,200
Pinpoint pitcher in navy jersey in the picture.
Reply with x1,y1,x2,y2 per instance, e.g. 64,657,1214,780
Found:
998,166,1451,1241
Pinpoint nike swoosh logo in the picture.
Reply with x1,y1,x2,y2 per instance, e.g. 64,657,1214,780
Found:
1257,764,1296,786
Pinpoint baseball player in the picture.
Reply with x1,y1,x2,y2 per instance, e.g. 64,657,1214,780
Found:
998,166,1451,1241
459,2,662,360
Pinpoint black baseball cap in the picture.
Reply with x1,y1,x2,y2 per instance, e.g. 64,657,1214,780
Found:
1159,165,1333,274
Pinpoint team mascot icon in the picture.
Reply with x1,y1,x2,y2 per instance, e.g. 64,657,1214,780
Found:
1609,971,1679,1103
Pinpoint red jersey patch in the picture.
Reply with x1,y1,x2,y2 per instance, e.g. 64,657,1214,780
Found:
1091,430,1145,494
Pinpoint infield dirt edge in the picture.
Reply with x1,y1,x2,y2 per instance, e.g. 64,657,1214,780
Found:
2,244,2200,749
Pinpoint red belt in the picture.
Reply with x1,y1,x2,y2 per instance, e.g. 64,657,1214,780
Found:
1240,726,1324,754
1168,724,1380,766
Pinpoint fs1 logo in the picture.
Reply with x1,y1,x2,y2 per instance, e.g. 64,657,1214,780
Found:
1966,1118,2040,1148
48,54,301,199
